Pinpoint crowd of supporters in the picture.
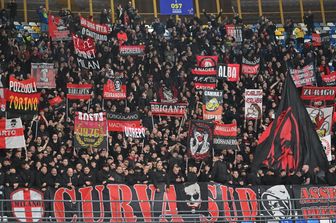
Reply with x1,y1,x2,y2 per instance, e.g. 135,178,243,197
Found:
0,2,335,192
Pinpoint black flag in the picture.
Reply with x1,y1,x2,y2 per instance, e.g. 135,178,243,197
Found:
253,76,328,172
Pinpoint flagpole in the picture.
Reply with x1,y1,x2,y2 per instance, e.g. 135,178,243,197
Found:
151,115,154,131
87,99,91,111
102,99,105,111
66,98,69,121
106,114,109,157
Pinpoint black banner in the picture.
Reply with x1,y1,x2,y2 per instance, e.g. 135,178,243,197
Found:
187,120,214,160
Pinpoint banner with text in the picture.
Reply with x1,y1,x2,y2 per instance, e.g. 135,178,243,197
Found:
103,78,126,100
217,63,240,82
245,89,263,120
202,90,223,121
80,16,110,41
31,63,56,89
213,122,238,150
107,112,141,132
241,57,260,75
290,64,316,88
73,35,100,70
66,83,92,100
150,102,187,117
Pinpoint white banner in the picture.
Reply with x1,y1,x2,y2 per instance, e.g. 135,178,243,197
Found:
320,135,332,161
306,106,333,137
245,89,263,120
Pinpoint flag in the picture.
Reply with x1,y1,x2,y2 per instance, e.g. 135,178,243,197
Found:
103,78,126,100
66,83,92,100
107,112,141,132
213,122,238,150
72,34,100,70
0,88,5,117
31,63,56,89
119,45,145,56
6,76,40,115
321,71,336,86
150,102,187,117
80,16,110,41
320,135,332,161
225,24,243,43
245,89,263,120
196,56,218,68
0,118,25,148
187,120,214,160
253,76,328,173
124,127,146,138
202,90,223,121
192,68,217,90
217,64,240,82
301,86,336,107
48,14,71,41
74,112,107,149
241,57,260,75
290,64,316,87
49,96,65,111
306,106,333,137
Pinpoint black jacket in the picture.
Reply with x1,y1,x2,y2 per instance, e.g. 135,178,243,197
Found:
211,160,228,184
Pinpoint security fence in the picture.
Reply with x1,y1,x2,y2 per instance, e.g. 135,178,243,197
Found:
1,0,336,24
0,183,336,222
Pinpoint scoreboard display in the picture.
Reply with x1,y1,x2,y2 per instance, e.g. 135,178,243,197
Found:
159,0,194,15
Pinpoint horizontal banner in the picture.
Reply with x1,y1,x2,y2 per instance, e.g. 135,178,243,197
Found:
150,102,187,117
67,83,92,100
119,45,145,56
5,184,336,222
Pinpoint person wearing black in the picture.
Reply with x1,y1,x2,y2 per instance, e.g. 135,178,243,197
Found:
304,10,314,35
19,162,34,188
111,165,125,183
166,164,185,187
47,167,61,189
211,154,229,184
198,164,211,182
261,169,281,185
80,166,96,187
5,167,19,190
301,165,311,185
97,164,114,185
326,166,336,186
312,166,326,185
61,168,78,189
151,161,166,192
7,0,17,24
186,166,198,183
287,170,303,185
36,166,49,191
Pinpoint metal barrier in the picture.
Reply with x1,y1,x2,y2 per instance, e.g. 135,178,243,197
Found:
1,198,336,222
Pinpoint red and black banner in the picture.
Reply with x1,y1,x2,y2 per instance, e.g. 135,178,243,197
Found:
217,64,240,82
66,83,92,100
196,55,218,68
5,184,336,222
301,86,336,107
49,96,65,111
321,71,336,86
150,102,187,117
48,14,71,41
188,120,214,160
73,35,100,70
31,63,56,89
6,76,40,115
290,64,316,88
254,76,328,173
213,122,238,150
119,45,145,56
225,24,243,43
103,78,126,100
80,16,110,41
107,112,141,132
202,90,223,121
74,112,107,149
241,57,260,75
157,84,179,103
192,68,217,90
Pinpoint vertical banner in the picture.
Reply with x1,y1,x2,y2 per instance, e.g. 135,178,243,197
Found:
320,134,332,161
0,88,5,117
290,64,316,88
188,120,214,160
213,122,238,150
306,106,333,137
245,89,263,120
103,78,126,100
217,64,240,82
48,14,71,41
0,118,25,148
72,35,100,70
31,63,56,89
202,90,223,121
225,24,243,43
74,112,107,149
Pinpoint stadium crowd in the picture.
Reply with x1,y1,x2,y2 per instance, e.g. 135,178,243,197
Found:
0,1,336,192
